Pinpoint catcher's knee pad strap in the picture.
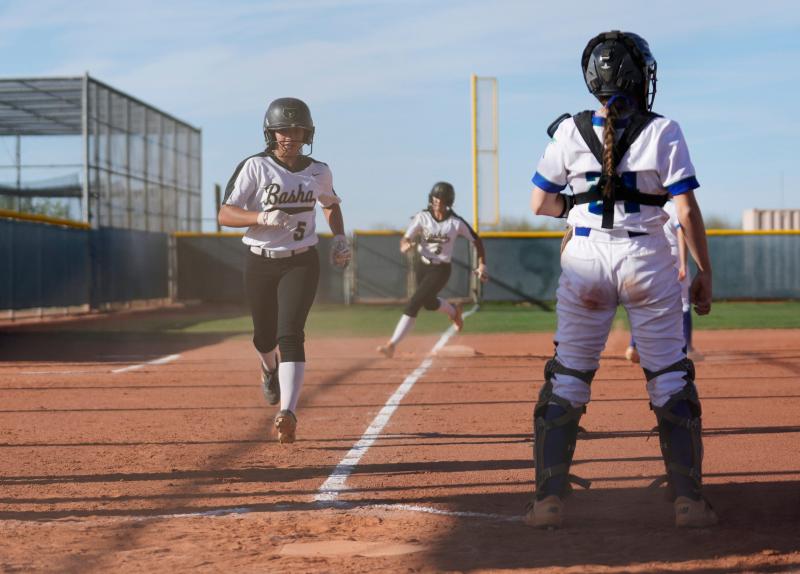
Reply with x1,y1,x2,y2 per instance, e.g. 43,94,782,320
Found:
650,382,704,499
643,357,695,384
544,357,597,387
533,358,594,498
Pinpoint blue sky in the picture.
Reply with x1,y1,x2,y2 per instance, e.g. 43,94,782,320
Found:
1,0,798,231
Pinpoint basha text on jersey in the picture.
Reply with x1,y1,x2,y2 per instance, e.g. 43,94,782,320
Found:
260,183,316,209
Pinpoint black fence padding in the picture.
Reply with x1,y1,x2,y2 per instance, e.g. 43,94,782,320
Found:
176,235,344,304
0,219,91,310
354,234,408,300
481,237,562,303
90,227,168,305
176,236,247,302
702,235,800,299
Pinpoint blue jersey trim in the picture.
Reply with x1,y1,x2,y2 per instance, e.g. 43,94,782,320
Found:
667,176,700,196
532,172,566,193
591,113,631,128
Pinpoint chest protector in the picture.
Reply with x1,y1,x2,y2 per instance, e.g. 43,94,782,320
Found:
571,110,668,228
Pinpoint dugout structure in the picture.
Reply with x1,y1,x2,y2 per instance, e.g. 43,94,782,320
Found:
0,75,201,231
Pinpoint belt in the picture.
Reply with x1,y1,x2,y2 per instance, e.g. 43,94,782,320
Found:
574,227,648,238
250,245,310,259
420,255,446,265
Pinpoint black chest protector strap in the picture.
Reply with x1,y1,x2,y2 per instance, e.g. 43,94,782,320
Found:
572,110,667,229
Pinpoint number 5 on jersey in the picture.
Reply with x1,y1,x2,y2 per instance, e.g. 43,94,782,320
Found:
294,221,307,241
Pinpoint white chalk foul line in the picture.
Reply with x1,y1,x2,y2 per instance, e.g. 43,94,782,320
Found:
364,503,523,523
111,353,181,374
315,305,478,503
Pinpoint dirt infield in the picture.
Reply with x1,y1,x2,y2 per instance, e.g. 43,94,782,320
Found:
1,314,799,572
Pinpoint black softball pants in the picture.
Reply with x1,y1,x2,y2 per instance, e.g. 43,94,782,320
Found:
404,260,451,317
245,247,320,362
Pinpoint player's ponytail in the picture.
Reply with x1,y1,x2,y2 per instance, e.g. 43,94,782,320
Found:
602,96,626,198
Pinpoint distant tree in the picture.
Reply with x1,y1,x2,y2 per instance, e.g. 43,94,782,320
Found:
26,199,72,220
490,215,566,231
703,214,738,229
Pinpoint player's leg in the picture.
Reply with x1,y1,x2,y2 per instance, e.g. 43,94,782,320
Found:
379,261,451,356
625,334,639,363
244,251,281,405
274,248,321,443
622,239,716,527
680,273,700,359
527,238,616,528
419,264,459,327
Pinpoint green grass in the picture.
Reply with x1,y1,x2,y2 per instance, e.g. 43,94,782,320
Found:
176,301,800,337
689,301,800,330
28,301,800,337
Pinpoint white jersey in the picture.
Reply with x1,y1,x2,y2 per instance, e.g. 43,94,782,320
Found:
533,112,699,234
223,152,340,251
404,210,478,264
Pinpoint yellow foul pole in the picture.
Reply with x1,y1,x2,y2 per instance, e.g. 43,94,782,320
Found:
470,74,479,234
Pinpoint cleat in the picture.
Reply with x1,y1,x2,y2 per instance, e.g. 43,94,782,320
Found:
624,345,640,363
674,496,718,528
452,304,464,331
261,363,280,405
274,410,297,444
377,343,395,358
524,495,563,529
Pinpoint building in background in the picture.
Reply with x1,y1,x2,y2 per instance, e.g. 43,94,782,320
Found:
0,75,201,231
742,209,800,231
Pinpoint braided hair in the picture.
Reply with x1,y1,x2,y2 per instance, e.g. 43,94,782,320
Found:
601,95,633,198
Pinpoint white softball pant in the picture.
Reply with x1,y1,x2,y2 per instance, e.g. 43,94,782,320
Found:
553,229,686,408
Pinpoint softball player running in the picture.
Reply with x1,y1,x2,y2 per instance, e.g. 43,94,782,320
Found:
626,199,698,363
377,182,488,358
218,97,351,444
527,31,716,528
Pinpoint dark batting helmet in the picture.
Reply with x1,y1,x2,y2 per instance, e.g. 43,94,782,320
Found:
582,31,657,110
428,181,455,209
263,97,315,148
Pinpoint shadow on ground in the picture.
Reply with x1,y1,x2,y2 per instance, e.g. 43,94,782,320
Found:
425,480,800,572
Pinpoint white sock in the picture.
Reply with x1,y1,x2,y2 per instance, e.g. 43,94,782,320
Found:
278,361,305,413
389,314,416,346
257,347,278,372
436,298,456,319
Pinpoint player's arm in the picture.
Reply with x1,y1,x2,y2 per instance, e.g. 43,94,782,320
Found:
530,126,570,218
530,187,572,218
472,235,489,282
218,157,289,229
218,204,259,228
322,203,351,268
400,215,421,253
673,191,712,314
458,217,488,282
677,225,688,280
322,203,345,235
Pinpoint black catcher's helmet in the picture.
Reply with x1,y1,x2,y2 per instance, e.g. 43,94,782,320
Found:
263,97,315,148
582,31,657,110
428,181,455,209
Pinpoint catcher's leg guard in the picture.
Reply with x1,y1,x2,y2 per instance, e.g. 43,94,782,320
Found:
646,358,705,500
534,358,595,500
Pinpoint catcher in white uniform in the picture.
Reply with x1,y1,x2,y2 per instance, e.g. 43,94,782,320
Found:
527,31,716,528
377,182,488,357
626,199,698,363
218,97,351,444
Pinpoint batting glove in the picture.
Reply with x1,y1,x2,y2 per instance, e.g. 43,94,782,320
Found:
330,234,351,269
474,263,489,283
257,209,290,229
